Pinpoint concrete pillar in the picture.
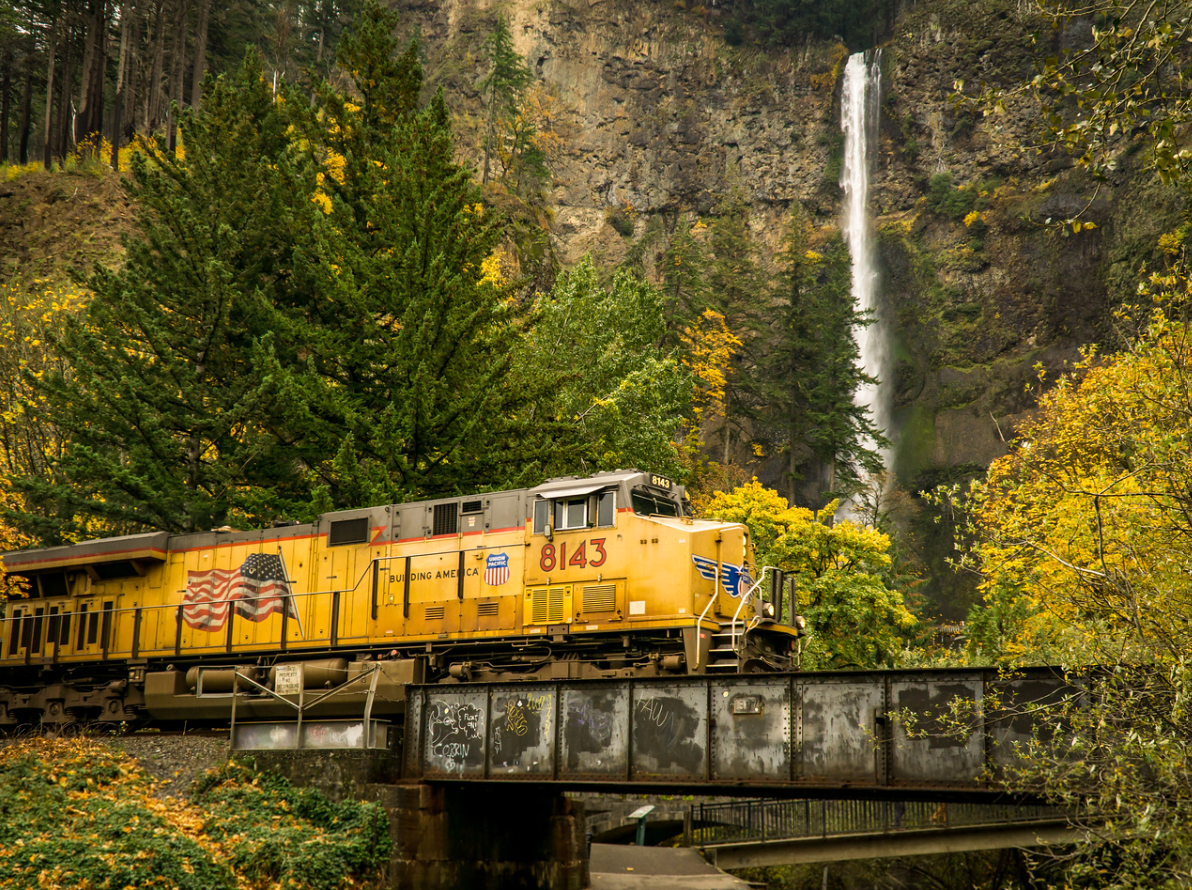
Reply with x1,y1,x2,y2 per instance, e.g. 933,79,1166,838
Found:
371,783,589,890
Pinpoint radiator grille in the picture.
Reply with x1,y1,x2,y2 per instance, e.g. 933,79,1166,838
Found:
477,601,499,617
424,605,446,620
582,585,617,613
530,587,566,624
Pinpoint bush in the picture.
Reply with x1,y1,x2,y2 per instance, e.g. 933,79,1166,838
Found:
0,739,392,890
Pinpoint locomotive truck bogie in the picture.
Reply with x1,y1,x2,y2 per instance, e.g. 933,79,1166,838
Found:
0,470,801,727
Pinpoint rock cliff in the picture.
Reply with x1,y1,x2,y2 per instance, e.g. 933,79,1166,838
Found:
399,0,1184,615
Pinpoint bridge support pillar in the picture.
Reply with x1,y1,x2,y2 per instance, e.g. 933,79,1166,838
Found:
374,783,589,890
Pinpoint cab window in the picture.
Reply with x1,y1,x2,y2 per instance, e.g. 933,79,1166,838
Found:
534,489,618,534
631,490,680,517
555,498,588,531
533,500,550,535
596,491,616,526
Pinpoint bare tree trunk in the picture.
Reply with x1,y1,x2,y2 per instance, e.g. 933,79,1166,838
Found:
166,0,188,153
145,0,166,136
190,0,209,108
75,3,98,130
1,51,10,164
18,55,33,165
112,2,131,168
75,0,109,153
43,16,60,169
57,13,75,159
126,1,140,136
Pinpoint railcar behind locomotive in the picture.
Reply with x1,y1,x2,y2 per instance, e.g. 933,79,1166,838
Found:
0,470,801,727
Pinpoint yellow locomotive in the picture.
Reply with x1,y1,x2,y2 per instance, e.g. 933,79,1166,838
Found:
0,470,800,727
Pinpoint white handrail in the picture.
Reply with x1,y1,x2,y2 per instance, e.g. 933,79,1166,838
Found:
730,566,778,656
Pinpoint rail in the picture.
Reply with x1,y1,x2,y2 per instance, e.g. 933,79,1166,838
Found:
690,798,1070,846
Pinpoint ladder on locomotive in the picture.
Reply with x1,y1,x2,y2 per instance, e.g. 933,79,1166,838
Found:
705,620,743,673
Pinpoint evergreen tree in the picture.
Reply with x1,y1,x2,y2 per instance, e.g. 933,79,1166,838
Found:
518,257,690,479
268,0,556,508
660,214,710,341
762,206,886,507
478,14,532,186
7,51,313,542
704,188,768,466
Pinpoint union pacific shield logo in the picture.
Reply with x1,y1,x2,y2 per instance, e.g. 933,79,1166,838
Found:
484,552,510,586
692,555,753,598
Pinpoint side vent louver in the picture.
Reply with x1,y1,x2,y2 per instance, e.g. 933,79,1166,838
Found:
425,605,446,620
432,503,458,536
477,601,499,617
582,585,617,613
530,586,567,624
461,500,483,514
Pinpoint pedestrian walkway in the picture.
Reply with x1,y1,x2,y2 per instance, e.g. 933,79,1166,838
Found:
589,844,749,890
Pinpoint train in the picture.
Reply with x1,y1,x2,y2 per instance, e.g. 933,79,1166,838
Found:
0,469,802,728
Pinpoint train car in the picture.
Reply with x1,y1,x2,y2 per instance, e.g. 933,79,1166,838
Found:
0,470,801,728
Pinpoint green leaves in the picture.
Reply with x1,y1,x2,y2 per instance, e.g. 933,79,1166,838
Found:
516,256,691,479
7,50,314,540
706,480,916,669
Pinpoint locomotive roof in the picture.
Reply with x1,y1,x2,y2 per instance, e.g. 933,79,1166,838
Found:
0,470,683,576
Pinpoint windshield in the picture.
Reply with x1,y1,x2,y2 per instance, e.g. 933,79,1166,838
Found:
630,490,680,517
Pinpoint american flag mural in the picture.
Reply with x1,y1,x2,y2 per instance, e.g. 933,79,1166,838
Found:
181,552,300,631
484,552,510,586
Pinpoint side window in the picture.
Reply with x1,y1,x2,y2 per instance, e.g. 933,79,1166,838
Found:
554,498,588,531
533,500,550,535
597,491,616,527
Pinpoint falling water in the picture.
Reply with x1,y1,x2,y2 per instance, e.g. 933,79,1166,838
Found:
840,50,891,487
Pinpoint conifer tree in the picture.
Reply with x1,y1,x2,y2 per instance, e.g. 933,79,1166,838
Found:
704,189,768,466
661,214,710,341
8,52,314,542
762,206,886,506
270,0,556,508
478,14,532,186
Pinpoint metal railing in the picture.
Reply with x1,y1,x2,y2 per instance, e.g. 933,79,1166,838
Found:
690,798,1070,846
228,664,382,749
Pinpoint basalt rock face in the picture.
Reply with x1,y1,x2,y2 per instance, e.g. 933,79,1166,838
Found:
403,0,1182,613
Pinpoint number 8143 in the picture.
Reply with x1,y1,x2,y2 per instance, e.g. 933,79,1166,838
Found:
540,538,607,572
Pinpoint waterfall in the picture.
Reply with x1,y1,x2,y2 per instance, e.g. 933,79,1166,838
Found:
840,50,890,493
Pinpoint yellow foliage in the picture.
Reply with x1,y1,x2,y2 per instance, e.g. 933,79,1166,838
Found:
810,42,851,91
1158,230,1183,256
962,298,1192,665
3,162,43,182
479,250,508,287
704,480,914,668
0,280,91,593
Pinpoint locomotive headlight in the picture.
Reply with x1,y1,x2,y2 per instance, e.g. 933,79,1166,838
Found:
764,602,775,618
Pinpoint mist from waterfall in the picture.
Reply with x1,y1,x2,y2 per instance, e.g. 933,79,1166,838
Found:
840,50,891,498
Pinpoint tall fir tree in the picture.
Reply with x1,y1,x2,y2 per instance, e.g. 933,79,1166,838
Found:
7,51,314,542
661,213,710,342
762,205,887,507
704,188,768,467
478,14,532,186
269,0,558,508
